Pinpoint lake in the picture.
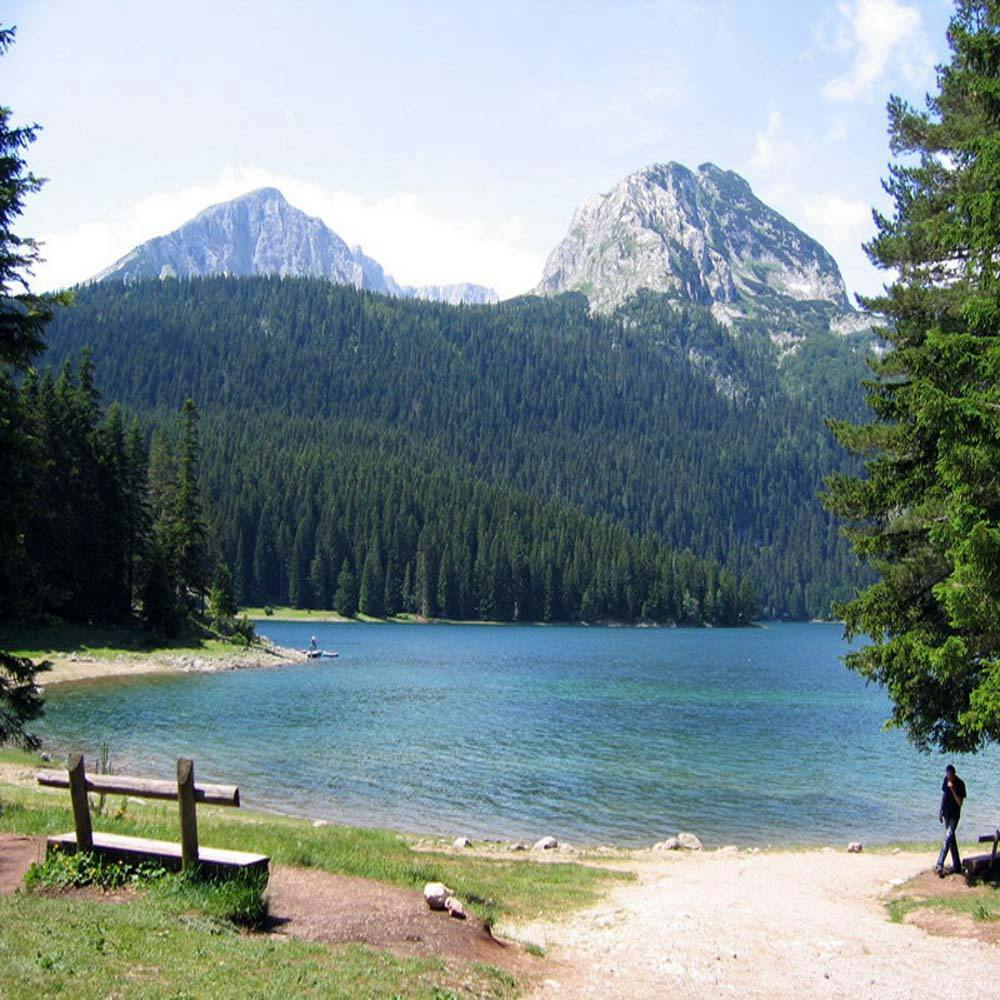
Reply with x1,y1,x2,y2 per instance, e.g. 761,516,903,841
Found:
38,622,998,847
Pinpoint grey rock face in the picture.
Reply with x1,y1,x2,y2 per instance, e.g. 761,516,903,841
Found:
93,187,497,306
411,283,499,306
536,161,863,341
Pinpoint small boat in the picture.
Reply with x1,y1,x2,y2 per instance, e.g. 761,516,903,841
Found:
304,649,338,659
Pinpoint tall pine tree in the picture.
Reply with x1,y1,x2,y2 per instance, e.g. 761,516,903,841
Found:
0,25,50,746
825,0,1000,751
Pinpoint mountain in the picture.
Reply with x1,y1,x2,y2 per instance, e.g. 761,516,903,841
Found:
44,277,868,620
92,187,498,305
536,162,870,350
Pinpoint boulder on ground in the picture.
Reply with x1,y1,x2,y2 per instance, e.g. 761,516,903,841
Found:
678,832,703,851
847,841,863,854
445,895,467,919
452,836,472,849
423,882,453,910
652,836,683,852
509,842,528,852
312,819,329,828
533,836,558,851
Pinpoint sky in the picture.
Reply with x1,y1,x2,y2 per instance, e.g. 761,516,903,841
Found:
4,0,956,301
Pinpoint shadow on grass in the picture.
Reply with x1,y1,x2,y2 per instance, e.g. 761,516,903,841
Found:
0,622,217,658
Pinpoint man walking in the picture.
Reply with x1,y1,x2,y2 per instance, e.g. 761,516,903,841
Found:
935,764,967,877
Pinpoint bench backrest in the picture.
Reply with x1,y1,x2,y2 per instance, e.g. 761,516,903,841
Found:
37,753,240,870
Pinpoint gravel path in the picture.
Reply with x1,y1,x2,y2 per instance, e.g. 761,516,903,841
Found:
509,848,1000,999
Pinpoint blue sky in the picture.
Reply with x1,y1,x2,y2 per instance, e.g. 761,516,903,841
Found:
4,0,954,299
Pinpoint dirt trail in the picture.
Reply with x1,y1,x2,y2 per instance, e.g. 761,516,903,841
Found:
0,835,45,895
266,864,533,974
0,835,531,975
508,848,1000,999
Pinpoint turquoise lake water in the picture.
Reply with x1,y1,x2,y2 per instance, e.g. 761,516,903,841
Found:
38,622,998,847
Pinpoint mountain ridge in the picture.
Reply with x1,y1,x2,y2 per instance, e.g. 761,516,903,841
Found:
536,161,870,351
92,187,499,306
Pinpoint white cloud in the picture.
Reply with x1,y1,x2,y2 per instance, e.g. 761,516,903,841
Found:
823,118,849,143
750,110,800,172
34,166,544,299
802,194,879,297
823,0,934,102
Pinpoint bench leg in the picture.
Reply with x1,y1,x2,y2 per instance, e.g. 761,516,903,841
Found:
177,758,199,871
67,753,93,851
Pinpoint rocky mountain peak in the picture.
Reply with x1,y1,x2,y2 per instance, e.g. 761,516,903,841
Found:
536,160,859,345
92,189,498,305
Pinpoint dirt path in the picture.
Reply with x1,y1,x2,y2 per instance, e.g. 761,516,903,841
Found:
0,835,45,895
509,848,1000,999
266,864,533,975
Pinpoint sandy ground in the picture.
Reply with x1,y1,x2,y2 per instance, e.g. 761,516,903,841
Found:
4,819,998,995
36,640,306,686
507,847,1000,1000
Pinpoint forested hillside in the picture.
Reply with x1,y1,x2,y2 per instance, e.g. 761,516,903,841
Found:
44,277,871,619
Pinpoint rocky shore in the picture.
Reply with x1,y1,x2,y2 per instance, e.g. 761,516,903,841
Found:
38,638,307,686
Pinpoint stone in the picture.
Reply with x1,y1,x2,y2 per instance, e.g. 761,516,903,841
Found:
509,842,528,852
652,837,682,852
677,832,703,851
423,882,453,910
847,842,863,853
312,819,329,828
557,843,576,854
444,896,467,919
452,836,472,849
533,836,558,851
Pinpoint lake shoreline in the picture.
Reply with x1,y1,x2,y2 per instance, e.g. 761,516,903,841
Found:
247,608,780,628
36,639,307,687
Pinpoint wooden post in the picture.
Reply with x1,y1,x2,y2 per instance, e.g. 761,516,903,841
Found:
177,757,199,871
67,752,93,851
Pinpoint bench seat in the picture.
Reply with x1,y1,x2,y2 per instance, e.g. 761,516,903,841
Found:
47,830,269,877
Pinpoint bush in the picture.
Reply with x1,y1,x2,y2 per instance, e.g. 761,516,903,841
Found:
25,849,167,891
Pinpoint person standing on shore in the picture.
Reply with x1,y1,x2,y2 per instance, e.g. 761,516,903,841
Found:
935,764,967,877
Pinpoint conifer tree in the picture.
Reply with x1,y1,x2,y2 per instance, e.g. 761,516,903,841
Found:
825,0,1000,751
0,26,50,746
173,398,209,607
358,541,384,617
0,27,65,368
333,559,357,617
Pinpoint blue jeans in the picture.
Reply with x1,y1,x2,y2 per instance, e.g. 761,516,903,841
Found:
936,816,961,871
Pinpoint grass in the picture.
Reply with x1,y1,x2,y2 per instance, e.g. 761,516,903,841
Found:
0,779,625,927
0,757,628,996
887,886,1000,924
0,622,252,662
242,606,357,622
0,894,518,999
242,606,509,626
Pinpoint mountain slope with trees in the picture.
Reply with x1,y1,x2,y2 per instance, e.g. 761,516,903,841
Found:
43,276,870,620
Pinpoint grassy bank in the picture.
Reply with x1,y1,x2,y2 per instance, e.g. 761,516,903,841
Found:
0,622,253,662
0,749,627,997
244,606,507,626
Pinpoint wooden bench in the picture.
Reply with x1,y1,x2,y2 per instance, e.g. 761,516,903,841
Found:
962,828,1000,881
37,753,268,877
